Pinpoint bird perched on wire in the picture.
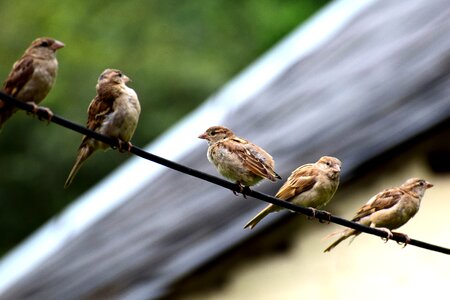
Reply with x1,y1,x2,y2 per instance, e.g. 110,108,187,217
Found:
0,37,64,129
244,156,342,229
64,69,141,188
198,126,281,193
323,178,433,252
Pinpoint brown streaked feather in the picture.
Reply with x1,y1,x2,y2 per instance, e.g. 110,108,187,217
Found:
85,77,123,131
275,164,318,200
2,57,35,97
86,95,114,131
230,138,279,181
0,57,34,122
230,136,247,144
76,95,115,149
352,189,403,221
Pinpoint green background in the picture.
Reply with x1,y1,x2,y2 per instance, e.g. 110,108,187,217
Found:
0,0,329,256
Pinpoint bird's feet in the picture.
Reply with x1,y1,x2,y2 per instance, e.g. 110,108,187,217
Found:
232,182,243,197
242,186,252,198
307,208,331,223
233,182,250,198
317,210,332,224
307,208,317,220
378,227,394,242
29,102,53,124
393,232,411,248
117,139,133,153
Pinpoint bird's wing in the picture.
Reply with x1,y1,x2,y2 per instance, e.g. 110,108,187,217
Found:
77,94,115,147
352,189,404,221
275,164,317,200
85,95,114,131
2,56,34,98
231,137,280,181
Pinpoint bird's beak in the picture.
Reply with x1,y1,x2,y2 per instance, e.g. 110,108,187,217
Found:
123,75,131,83
334,164,341,173
198,133,208,139
426,182,434,189
51,40,65,50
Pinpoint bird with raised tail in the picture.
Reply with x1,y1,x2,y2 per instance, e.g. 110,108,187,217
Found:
323,178,433,252
244,156,342,229
198,126,281,191
0,37,64,129
64,69,141,188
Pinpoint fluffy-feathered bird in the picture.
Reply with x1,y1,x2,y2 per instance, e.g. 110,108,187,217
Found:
64,69,141,188
323,178,433,252
198,126,281,190
0,37,64,128
244,156,341,229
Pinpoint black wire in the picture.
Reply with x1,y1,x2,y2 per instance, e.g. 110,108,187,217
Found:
1,91,449,255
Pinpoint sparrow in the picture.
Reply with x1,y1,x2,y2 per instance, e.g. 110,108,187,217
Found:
64,69,141,188
244,156,342,229
0,37,64,128
323,178,433,252
198,126,281,191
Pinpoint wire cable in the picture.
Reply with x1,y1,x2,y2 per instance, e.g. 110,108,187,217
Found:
0,91,449,255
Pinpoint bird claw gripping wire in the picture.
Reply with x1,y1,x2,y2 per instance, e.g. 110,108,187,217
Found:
394,232,411,248
29,102,53,124
233,182,251,199
317,210,332,224
115,139,133,153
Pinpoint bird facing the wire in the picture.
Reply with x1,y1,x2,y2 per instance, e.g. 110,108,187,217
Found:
323,178,433,252
0,37,64,129
198,126,281,191
64,69,141,188
244,156,342,229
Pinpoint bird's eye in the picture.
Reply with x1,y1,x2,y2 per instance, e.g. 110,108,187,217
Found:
419,181,424,186
40,41,49,47
117,72,123,77
326,161,331,166
210,131,217,136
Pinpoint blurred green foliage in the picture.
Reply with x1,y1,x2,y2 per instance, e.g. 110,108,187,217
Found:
0,0,329,256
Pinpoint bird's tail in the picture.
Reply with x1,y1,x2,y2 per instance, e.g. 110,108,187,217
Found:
323,228,360,252
244,204,278,229
266,170,282,182
64,145,95,188
272,170,282,181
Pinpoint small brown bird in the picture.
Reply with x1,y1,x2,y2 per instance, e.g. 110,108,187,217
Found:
244,156,342,229
198,126,281,190
0,37,64,128
64,69,141,188
323,178,433,252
